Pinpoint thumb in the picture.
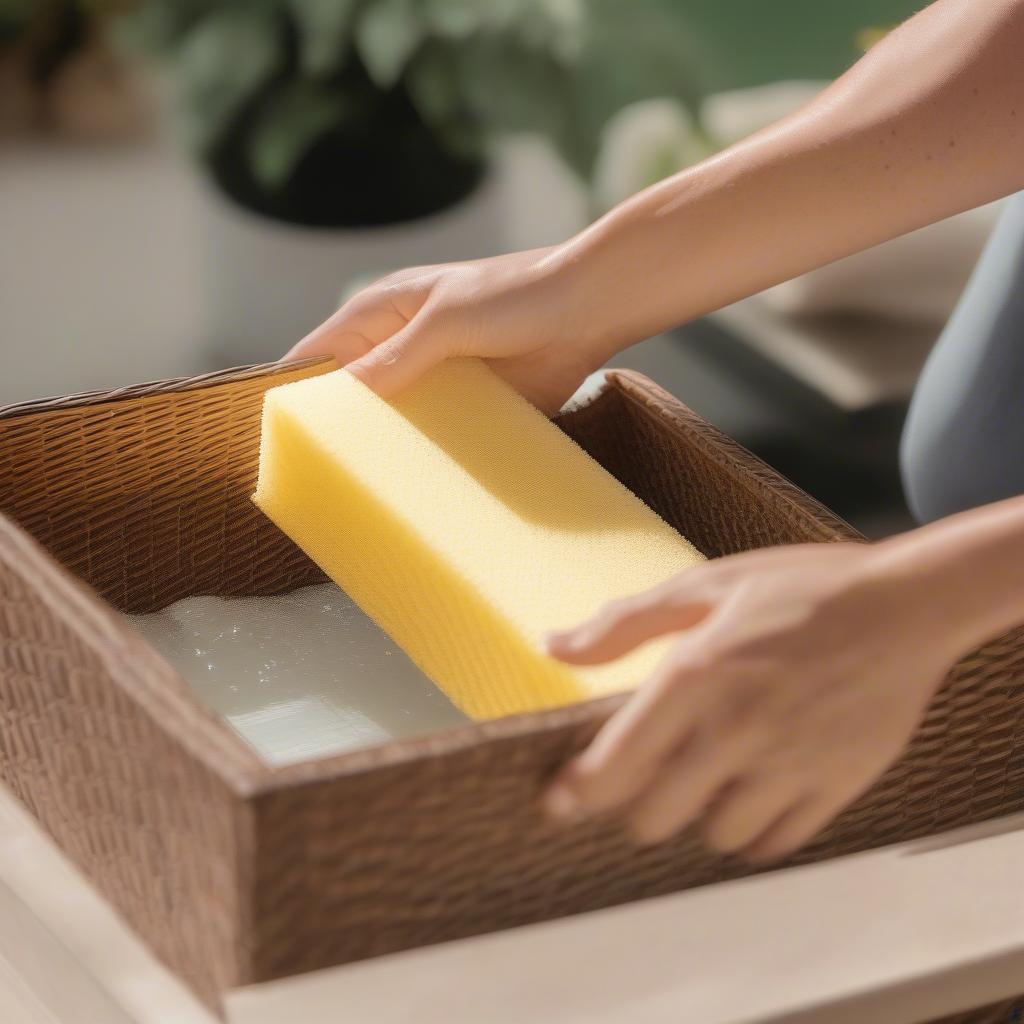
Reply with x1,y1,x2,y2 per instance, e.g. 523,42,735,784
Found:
547,583,712,665
346,313,449,399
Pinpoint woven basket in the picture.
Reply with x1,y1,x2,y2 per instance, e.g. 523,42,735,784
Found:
934,997,1024,1024
0,360,1021,1015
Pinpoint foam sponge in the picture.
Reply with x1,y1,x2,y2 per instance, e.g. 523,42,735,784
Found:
253,359,704,719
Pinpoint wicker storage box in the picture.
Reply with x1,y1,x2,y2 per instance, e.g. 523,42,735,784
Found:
0,360,1021,1013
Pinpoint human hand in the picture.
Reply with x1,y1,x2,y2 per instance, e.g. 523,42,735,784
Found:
285,245,606,415
542,542,962,861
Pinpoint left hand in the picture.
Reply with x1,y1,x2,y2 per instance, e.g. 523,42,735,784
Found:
542,541,961,861
285,245,607,415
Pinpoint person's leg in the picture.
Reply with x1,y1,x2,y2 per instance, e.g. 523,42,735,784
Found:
901,193,1024,523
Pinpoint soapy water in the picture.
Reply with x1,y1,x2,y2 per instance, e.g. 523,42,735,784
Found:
125,583,467,766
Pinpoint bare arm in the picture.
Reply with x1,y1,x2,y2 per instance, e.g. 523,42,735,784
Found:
291,0,1024,409
567,0,1024,358
543,494,1024,858
288,0,1024,856
881,492,1024,655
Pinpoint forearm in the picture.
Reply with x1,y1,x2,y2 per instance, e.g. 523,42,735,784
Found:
557,0,1024,356
876,494,1024,660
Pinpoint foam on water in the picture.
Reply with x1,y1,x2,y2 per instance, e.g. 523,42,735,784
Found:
125,583,467,766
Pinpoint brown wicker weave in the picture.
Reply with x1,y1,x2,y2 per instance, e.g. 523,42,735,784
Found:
933,997,1024,1024
0,361,1021,1015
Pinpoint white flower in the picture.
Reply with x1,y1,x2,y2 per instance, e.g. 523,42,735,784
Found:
593,98,705,212
702,80,828,149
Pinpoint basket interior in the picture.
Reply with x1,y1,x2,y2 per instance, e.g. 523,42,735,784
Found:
1,364,1022,1001
0,362,856,772
2,364,1020,842
0,364,843,619
0,364,328,615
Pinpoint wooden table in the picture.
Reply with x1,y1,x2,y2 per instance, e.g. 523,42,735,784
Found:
0,785,1020,1024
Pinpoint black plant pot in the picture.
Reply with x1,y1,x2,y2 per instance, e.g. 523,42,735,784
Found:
207,80,486,230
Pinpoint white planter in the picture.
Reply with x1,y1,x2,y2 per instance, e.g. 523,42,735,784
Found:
198,168,507,367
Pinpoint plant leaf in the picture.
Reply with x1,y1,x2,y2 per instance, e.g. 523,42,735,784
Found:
422,0,487,39
0,0,35,42
456,33,570,140
287,0,359,78
406,42,485,159
580,0,703,113
517,0,586,64
354,0,425,89
560,0,704,178
122,0,226,52
175,6,282,154
247,79,351,190
405,43,459,123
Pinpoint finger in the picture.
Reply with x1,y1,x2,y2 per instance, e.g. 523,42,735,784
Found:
741,787,858,863
699,776,806,855
545,655,712,819
546,582,713,666
284,285,414,362
285,327,375,365
347,312,451,398
623,725,764,845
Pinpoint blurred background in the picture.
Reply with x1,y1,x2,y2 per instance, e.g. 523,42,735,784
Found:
0,0,1000,537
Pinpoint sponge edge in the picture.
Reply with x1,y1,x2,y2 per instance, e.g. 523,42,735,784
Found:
253,359,705,720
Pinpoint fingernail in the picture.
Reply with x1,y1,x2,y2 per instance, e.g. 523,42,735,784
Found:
543,783,583,822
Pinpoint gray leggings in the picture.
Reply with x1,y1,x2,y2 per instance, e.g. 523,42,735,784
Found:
901,191,1024,523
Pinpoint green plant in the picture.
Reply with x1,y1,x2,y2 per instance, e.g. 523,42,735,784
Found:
0,0,32,43
131,0,702,206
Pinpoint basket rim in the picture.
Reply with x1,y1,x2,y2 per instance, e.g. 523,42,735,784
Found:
0,358,332,421
0,512,268,794
257,368,863,794
607,369,863,546
0,360,861,798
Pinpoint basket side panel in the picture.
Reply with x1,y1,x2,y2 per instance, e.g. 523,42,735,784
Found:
0,363,328,614
250,625,1024,981
930,996,1024,1024
0,536,254,1008
559,372,860,554
577,374,1024,852
249,374,1024,981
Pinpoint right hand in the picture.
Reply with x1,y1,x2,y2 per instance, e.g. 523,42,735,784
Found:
285,245,606,415
544,541,955,859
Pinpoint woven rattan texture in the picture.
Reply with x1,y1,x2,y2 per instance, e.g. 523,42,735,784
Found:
244,371,1024,982
0,360,327,614
590,376,1024,854
0,520,253,1008
0,364,1020,1003
933,997,1024,1023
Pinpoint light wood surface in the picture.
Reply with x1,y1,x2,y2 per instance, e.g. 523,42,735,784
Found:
0,782,1019,1024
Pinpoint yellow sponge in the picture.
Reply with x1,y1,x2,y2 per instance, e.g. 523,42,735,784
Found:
253,359,704,719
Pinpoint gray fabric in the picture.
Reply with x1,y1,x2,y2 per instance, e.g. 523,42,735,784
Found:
901,192,1024,522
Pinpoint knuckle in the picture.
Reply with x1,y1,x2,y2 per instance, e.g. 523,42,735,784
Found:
649,664,697,702
594,597,636,631
604,596,636,619
381,264,429,285
763,832,806,861
666,643,717,676
701,819,746,855
743,840,790,864
717,682,774,730
627,814,676,847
